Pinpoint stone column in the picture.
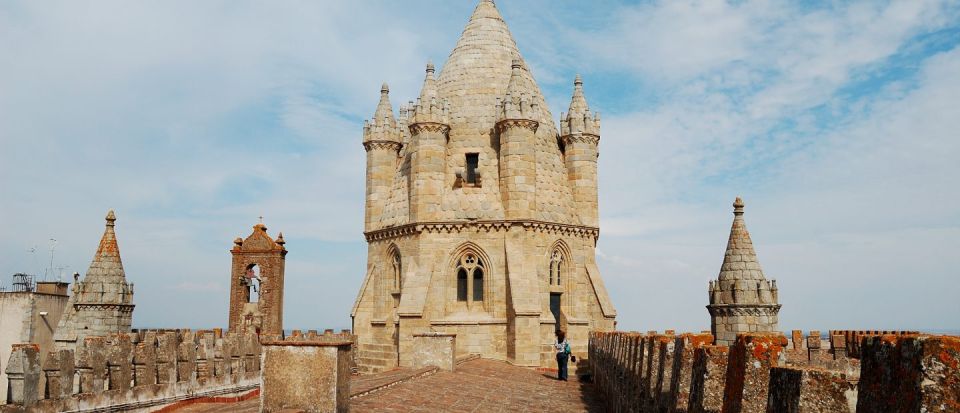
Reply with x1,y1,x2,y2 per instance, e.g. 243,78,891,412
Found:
261,337,353,413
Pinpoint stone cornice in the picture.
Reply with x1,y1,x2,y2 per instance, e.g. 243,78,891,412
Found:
706,304,781,317
408,122,451,135
495,118,539,133
364,220,600,242
75,303,136,312
560,133,600,145
363,140,403,152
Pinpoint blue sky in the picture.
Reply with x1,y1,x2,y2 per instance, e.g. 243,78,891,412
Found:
1,0,958,333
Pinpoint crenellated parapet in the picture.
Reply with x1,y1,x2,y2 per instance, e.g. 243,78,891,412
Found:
589,330,960,413
2,329,262,412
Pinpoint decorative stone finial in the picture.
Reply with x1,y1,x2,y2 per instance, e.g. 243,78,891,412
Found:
733,197,745,215
364,82,403,146
426,61,435,74
496,59,539,124
560,74,599,138
276,232,285,245
105,209,116,227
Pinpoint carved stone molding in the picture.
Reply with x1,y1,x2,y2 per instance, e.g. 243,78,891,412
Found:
409,122,451,135
363,141,402,152
75,304,136,312
560,133,600,145
706,304,781,317
364,220,600,242
495,118,539,133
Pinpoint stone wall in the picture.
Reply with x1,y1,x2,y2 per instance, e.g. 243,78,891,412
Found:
0,291,70,402
588,330,960,413
0,329,261,413
261,335,352,413
411,332,456,371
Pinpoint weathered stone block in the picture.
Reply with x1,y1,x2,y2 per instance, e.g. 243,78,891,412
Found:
261,339,353,413
5,344,41,406
690,345,729,413
411,332,456,371
766,366,854,413
721,333,786,413
857,335,960,413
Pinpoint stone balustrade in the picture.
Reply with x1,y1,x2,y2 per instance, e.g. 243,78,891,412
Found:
1,329,261,413
589,330,959,413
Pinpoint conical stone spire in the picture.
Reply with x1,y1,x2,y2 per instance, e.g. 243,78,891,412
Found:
718,197,766,283
363,83,402,145
83,209,126,285
707,197,780,346
497,59,539,122
560,74,600,137
437,0,553,139
54,210,135,350
411,62,449,126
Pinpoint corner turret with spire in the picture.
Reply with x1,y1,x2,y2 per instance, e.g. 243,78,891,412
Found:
561,74,602,227
54,210,135,351
707,197,781,346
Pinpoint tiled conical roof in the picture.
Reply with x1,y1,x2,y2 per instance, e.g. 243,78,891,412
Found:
437,0,553,134
81,209,129,291
718,197,767,282
363,83,402,144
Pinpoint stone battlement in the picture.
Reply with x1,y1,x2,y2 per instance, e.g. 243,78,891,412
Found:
589,330,959,413
1,330,262,413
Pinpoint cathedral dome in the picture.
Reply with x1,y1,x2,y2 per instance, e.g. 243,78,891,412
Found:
437,0,556,142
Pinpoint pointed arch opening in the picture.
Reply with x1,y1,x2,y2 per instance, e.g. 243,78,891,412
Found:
449,242,491,312
386,244,402,310
547,240,572,291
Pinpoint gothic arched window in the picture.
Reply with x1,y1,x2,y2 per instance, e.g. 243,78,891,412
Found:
391,251,402,290
455,252,484,303
549,249,564,286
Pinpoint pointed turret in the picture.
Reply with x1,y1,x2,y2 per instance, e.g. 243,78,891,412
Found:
80,209,133,298
496,60,540,123
363,84,403,232
363,83,403,146
560,75,601,137
54,210,135,350
560,74,601,227
410,62,449,126
707,198,781,346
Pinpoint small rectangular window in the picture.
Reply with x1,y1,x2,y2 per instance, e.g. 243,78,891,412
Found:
465,153,479,184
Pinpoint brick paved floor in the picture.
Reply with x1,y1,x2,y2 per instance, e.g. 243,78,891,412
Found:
178,359,603,412
351,359,604,412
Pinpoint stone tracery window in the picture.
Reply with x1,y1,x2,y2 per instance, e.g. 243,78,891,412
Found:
549,250,564,286
455,252,484,304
